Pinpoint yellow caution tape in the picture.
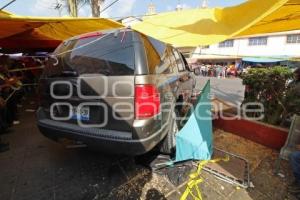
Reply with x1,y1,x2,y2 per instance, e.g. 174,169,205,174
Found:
180,156,230,200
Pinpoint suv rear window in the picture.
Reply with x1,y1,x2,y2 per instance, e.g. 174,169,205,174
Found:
45,31,135,77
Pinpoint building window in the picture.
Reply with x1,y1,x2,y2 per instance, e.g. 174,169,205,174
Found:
249,37,268,46
218,40,234,48
201,45,210,49
287,34,300,44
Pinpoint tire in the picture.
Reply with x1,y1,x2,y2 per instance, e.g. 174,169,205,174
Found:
194,68,201,76
159,115,178,155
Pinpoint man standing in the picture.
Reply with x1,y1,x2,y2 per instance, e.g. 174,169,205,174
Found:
201,64,206,77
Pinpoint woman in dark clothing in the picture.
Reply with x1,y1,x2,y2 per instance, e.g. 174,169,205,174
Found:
0,93,9,152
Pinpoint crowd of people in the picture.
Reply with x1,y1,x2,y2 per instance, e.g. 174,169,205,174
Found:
0,55,43,152
193,63,239,78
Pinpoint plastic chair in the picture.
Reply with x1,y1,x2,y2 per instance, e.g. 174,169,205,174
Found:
274,115,300,174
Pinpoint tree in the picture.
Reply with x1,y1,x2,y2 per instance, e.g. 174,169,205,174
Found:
91,0,104,17
64,0,104,17
67,0,78,17
241,67,293,126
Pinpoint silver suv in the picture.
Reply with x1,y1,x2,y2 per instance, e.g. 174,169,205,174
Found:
37,28,195,155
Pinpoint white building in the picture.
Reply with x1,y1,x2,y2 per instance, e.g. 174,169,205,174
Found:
121,17,141,27
147,2,156,15
191,30,300,65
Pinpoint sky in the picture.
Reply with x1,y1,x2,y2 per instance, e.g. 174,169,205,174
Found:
2,0,246,19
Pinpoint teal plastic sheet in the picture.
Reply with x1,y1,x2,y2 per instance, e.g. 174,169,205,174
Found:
175,80,213,162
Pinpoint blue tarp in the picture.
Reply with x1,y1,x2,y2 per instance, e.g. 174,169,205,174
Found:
175,80,213,162
242,57,287,63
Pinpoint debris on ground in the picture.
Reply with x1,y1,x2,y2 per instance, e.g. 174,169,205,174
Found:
0,102,295,199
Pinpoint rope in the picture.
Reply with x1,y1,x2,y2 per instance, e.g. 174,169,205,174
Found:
4,89,17,102
22,83,38,86
2,83,38,102
180,155,230,200
8,66,44,72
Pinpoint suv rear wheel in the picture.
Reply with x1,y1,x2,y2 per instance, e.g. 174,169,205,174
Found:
159,114,178,155
194,68,201,76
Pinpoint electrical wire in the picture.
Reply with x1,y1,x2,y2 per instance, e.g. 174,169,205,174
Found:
0,0,16,10
100,0,120,14
53,33,110,57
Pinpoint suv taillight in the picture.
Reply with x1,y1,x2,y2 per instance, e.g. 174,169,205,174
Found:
135,84,160,119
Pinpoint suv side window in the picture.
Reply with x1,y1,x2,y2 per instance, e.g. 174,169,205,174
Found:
148,36,167,57
157,51,173,74
168,48,179,74
180,52,191,71
141,34,172,74
172,49,185,72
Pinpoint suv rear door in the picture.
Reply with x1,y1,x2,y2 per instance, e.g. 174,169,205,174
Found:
39,30,136,133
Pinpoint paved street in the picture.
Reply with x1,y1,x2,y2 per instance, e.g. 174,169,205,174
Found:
196,77,245,106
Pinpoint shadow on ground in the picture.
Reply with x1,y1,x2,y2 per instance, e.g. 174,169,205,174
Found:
0,98,296,200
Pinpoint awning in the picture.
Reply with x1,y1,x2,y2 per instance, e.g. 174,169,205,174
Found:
0,10,123,51
1,0,300,50
132,0,300,47
238,0,300,37
242,57,288,63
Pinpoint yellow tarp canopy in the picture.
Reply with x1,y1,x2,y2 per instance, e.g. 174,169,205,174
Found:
1,0,300,50
0,10,123,50
132,0,300,47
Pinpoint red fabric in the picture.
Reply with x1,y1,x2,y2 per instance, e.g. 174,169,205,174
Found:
0,39,60,50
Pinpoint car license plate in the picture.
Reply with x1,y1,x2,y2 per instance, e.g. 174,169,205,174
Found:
71,107,90,121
